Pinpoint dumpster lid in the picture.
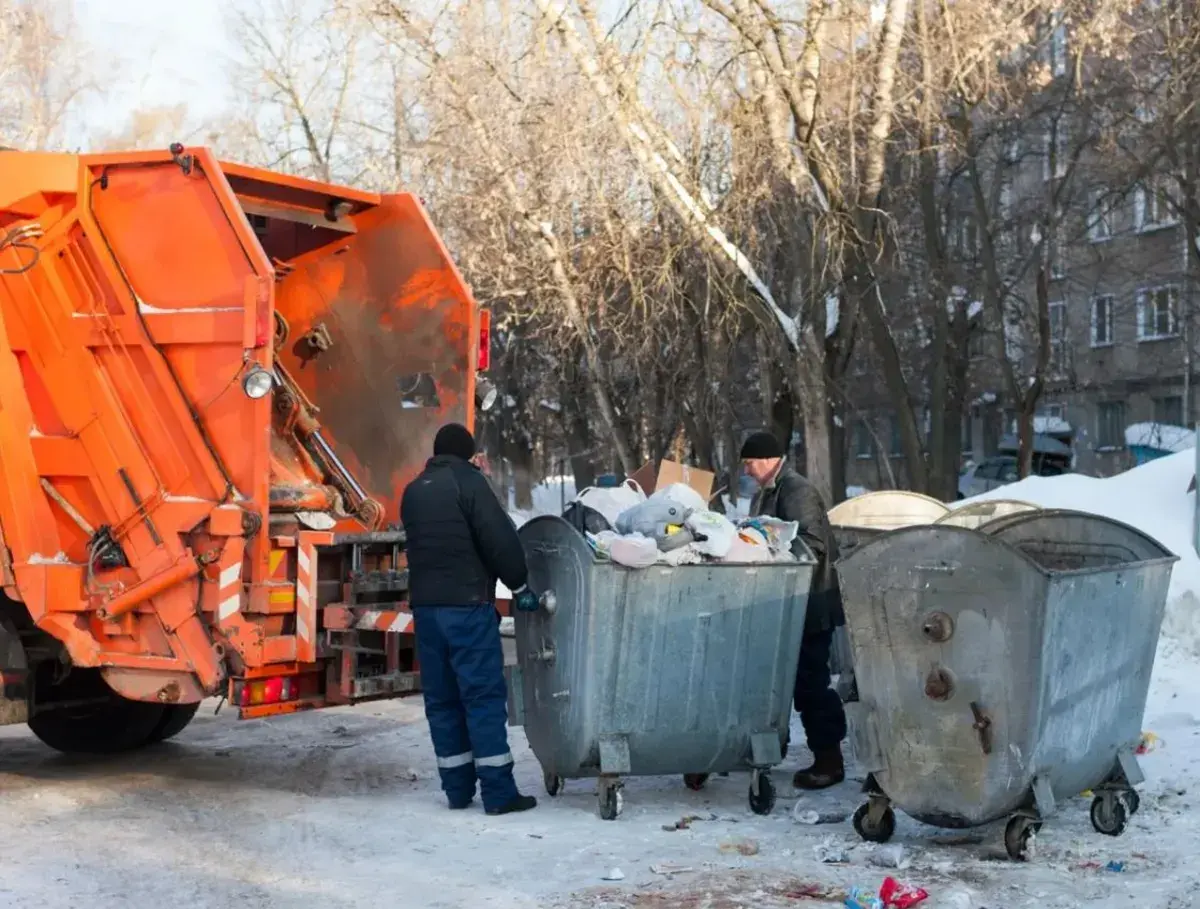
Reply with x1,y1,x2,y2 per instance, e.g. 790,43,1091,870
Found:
979,508,1177,570
937,499,1040,530
828,490,950,530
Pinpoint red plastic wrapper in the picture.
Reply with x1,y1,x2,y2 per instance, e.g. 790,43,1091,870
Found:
879,876,929,909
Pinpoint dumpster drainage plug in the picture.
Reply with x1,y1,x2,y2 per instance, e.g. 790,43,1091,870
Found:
924,667,955,701
921,612,955,643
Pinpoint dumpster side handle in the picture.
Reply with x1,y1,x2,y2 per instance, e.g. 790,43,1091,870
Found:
970,701,993,755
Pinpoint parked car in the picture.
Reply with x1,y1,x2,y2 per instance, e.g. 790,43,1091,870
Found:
958,454,1068,499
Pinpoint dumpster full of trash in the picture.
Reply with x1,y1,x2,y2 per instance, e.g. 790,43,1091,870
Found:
837,509,1177,859
508,515,815,819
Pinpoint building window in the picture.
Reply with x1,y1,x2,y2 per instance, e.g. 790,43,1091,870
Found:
889,415,904,457
1135,179,1176,231
950,216,979,259
1087,188,1112,242
1049,15,1068,77
1047,220,1066,279
1091,295,1114,347
1048,299,1069,373
1137,286,1179,341
1043,125,1068,181
1097,401,1126,450
853,421,873,460
999,175,1014,221
1154,395,1184,427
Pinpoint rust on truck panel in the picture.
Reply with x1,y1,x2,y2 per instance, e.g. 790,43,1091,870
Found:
272,197,475,525
0,147,480,706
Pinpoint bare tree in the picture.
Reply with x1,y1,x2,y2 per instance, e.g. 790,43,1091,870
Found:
0,0,94,149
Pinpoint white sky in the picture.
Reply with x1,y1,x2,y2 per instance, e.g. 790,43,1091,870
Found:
76,0,232,131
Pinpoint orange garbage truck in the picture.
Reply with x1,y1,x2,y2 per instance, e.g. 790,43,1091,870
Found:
0,145,495,751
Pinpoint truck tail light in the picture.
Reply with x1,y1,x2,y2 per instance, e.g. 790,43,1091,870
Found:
236,675,298,707
478,309,491,372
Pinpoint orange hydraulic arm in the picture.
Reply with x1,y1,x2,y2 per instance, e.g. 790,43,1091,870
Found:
0,146,482,711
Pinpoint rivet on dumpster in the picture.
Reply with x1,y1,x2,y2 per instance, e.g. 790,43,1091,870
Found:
836,507,1178,860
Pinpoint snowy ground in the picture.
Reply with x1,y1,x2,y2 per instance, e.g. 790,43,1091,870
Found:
2,656,1198,909
4,454,1200,908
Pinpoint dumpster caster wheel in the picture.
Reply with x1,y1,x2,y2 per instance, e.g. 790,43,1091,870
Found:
748,772,776,816
1004,816,1041,862
544,771,563,797
1091,794,1128,837
598,783,623,821
683,773,709,791
1124,789,1141,816
852,802,896,843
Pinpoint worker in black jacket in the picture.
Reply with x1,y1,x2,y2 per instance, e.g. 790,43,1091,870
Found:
401,423,538,815
741,431,847,790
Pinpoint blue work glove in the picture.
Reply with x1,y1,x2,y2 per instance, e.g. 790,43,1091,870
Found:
513,585,539,613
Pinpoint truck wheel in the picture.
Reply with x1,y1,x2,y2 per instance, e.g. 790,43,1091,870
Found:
147,703,200,744
28,665,165,754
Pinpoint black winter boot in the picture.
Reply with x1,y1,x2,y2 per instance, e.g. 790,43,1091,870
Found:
485,793,538,815
792,747,845,790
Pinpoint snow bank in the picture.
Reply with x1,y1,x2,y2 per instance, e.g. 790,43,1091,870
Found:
961,450,1200,655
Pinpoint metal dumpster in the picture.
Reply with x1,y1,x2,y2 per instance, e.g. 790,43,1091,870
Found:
507,515,815,819
936,498,1039,530
838,509,1177,859
828,492,952,701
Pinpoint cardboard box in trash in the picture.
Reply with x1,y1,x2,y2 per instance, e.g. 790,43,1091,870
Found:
629,459,715,503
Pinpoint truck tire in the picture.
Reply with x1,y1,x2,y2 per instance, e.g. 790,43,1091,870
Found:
147,703,200,744
27,665,165,754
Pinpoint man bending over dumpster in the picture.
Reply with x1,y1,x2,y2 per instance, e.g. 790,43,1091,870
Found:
741,431,848,790
401,422,539,814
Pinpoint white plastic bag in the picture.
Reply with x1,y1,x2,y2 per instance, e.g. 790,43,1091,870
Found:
684,510,738,559
722,537,775,564
649,482,709,514
600,532,659,568
575,479,646,527
739,517,799,553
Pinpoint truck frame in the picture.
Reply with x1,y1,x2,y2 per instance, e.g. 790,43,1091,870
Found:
0,145,491,751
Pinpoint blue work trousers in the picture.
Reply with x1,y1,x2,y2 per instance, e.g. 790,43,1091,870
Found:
413,605,518,811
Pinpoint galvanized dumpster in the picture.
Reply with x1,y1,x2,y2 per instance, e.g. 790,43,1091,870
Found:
828,492,952,701
507,515,815,819
838,509,1177,859
937,498,1039,530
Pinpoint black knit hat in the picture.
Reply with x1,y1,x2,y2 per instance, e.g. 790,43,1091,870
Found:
740,431,784,460
434,423,477,460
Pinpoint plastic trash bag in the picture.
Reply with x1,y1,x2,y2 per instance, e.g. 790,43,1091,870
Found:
738,516,799,552
649,482,708,514
563,500,613,535
723,536,775,563
615,499,692,540
593,531,659,568
576,479,646,527
684,510,737,559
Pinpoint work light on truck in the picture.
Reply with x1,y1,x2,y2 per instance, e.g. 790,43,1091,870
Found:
475,377,498,412
241,364,275,399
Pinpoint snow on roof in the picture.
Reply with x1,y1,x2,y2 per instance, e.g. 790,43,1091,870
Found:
1126,422,1196,453
1033,415,1072,435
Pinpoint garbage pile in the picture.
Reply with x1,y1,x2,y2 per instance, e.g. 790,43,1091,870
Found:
563,479,799,568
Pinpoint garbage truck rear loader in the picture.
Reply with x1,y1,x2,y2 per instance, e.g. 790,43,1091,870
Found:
0,146,491,751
